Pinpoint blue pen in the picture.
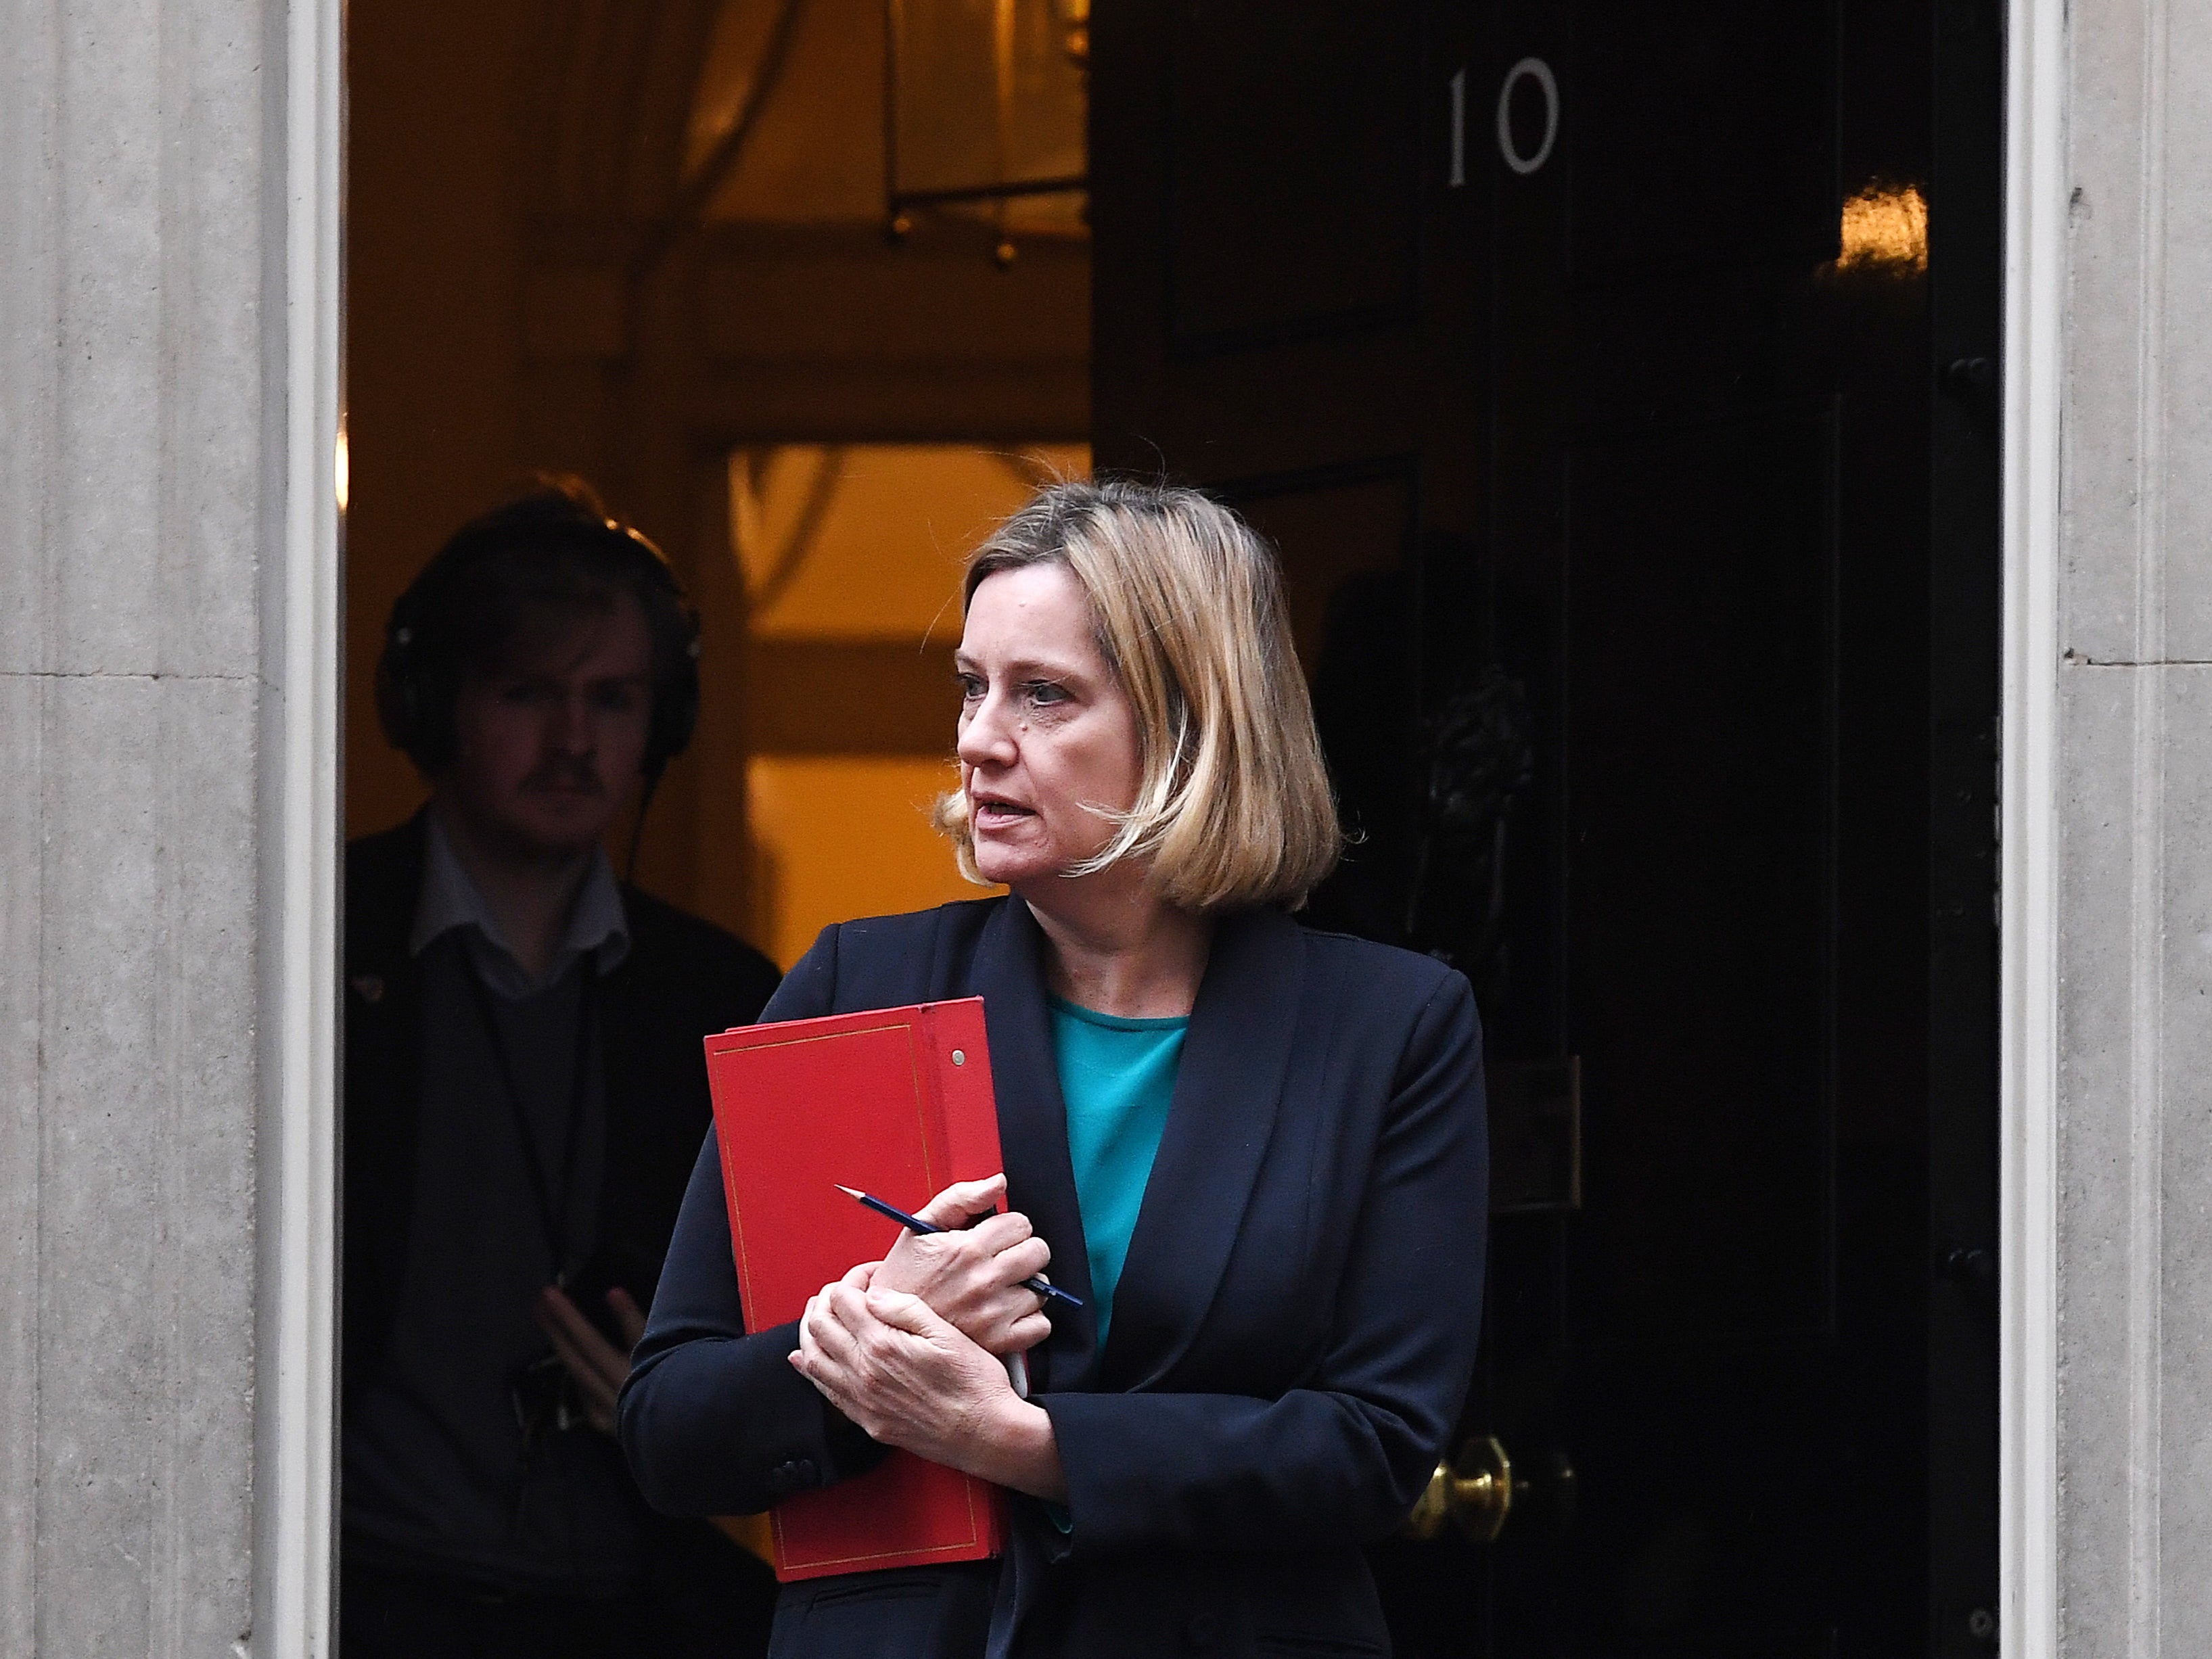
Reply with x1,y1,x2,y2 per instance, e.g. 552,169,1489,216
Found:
834,1183,1083,1309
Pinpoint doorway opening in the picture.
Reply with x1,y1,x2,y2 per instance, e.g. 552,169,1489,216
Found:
340,0,2002,1653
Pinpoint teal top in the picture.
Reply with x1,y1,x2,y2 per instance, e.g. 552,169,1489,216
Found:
1047,996,1188,1353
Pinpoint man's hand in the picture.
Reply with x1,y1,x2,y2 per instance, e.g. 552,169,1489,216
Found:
873,1173,1053,1357
534,1284,648,1436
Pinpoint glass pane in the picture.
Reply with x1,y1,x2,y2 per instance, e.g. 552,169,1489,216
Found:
892,0,1086,197
727,441,1086,956
729,442,1088,638
745,755,992,967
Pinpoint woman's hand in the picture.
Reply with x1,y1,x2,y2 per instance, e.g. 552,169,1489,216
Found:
872,1173,1053,1357
789,1280,1067,1503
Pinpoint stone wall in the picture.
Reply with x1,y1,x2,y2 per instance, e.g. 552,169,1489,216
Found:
2052,0,2212,1648
0,0,331,1651
6,0,2212,1652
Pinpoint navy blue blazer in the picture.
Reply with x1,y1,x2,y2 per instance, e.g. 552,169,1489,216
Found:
619,895,1488,1659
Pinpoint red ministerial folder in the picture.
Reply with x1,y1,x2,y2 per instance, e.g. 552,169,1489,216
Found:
702,997,1009,1582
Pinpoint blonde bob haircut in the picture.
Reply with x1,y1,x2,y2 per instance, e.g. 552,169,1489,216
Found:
934,478,1342,913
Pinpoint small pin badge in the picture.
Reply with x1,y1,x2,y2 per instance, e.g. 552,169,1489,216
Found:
350,973,386,1004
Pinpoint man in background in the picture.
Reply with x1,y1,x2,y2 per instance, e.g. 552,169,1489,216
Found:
342,480,781,1658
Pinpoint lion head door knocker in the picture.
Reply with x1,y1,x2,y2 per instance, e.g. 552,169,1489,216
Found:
1406,666,1534,986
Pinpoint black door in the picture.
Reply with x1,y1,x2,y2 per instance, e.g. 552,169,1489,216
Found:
1088,1,2000,1654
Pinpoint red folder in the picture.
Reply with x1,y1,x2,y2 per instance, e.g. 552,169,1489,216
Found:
702,997,1010,1581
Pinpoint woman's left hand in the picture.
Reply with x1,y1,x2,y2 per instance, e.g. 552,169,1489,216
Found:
789,1281,1067,1501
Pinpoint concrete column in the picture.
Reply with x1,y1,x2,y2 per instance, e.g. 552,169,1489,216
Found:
2052,0,2212,1649
0,0,337,1651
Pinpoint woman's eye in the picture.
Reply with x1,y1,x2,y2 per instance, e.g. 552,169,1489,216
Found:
1024,681,1069,707
591,684,641,716
955,674,984,701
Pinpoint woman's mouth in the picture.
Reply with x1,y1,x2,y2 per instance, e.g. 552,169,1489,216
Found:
971,796,1036,831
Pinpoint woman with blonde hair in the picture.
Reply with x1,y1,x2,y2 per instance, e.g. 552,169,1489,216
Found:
621,479,1488,1658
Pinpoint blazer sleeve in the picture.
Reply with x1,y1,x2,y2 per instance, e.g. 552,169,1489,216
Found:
1039,972,1488,1555
618,924,890,1516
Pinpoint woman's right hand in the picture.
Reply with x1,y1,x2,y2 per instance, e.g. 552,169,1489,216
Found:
869,1173,1053,1356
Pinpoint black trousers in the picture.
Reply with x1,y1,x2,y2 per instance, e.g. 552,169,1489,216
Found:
342,1531,778,1659
340,1558,646,1659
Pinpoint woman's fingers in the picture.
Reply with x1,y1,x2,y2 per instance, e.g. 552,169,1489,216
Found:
840,1259,881,1292
794,1285,921,1407
904,1217,1046,1284
812,1284,873,1358
997,1235,1051,1286
969,1287,1057,1355
913,1173,1008,1230
802,1280,905,1378
846,1218,1055,1357
865,1286,950,1339
794,1296,826,1374
960,1209,1034,1253
825,1280,909,1370
798,1282,865,1382
790,1284,1023,1464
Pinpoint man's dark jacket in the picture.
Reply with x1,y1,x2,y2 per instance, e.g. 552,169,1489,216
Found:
343,814,783,1629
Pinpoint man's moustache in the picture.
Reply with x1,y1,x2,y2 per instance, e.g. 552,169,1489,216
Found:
521,767,603,794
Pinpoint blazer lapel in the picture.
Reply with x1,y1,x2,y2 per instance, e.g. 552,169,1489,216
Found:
1105,907,1305,1389
972,897,1100,1390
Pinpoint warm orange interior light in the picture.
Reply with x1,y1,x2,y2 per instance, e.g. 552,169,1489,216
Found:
730,442,1086,960
1838,182,1928,273
745,755,992,967
731,444,1085,638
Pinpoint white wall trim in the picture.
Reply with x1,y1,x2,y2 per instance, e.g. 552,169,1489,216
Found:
2001,0,2067,1652
253,0,342,1650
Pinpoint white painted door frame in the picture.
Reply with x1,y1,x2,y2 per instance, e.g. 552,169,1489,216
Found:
2000,0,2065,1654
256,0,344,1652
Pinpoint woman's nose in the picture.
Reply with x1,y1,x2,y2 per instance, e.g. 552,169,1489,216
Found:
957,693,1017,766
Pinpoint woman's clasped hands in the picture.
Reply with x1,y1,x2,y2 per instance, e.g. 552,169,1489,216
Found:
787,1173,1068,1500
871,1172,1055,1356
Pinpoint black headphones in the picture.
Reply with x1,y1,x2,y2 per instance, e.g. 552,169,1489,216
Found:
375,488,702,786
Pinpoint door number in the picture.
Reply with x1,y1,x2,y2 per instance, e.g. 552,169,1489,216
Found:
1449,59,1560,182
1448,68,1469,187
1496,57,1559,176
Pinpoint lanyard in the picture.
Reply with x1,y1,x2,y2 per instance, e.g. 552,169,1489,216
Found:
461,949,599,1284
